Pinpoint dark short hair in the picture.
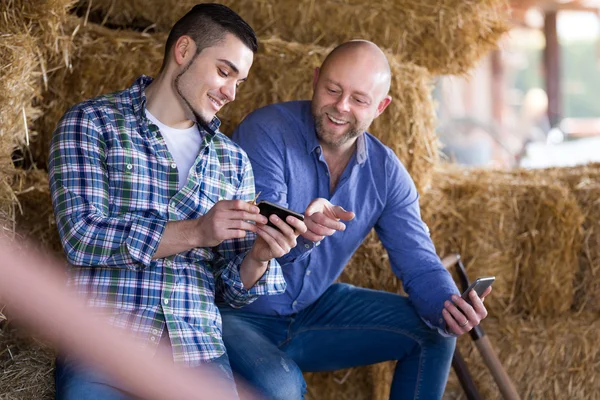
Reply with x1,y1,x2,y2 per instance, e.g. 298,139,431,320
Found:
160,3,258,71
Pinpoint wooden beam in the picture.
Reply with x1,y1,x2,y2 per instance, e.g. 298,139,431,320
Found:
543,10,561,126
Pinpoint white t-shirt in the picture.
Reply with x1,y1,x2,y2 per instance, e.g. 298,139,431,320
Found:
145,109,202,190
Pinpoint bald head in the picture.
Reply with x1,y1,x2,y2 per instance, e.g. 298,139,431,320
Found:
311,40,393,150
320,40,391,98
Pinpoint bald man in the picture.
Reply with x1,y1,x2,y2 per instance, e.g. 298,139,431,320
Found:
220,41,491,399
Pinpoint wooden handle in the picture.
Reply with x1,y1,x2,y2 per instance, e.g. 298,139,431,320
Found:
452,350,483,400
475,336,521,400
441,254,460,269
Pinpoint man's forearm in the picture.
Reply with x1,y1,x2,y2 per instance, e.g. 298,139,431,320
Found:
152,219,202,259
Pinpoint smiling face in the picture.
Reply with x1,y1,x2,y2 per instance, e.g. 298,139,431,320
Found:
174,33,254,128
311,42,392,149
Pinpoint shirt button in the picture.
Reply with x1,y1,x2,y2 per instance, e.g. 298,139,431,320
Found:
164,299,169,305
439,318,444,324
304,244,310,249
126,164,133,170
326,172,330,177
292,301,298,308
306,270,311,276
152,329,158,335
171,162,177,169
150,336,156,342
316,148,321,154
165,260,171,266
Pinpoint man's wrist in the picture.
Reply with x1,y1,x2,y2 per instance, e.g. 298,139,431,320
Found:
186,218,204,248
245,249,269,269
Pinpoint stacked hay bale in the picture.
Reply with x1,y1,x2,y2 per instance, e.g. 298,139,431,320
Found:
32,18,165,168
32,26,438,192
570,185,600,313
421,168,583,317
0,2,76,399
30,0,510,171
531,164,600,314
421,166,599,399
0,0,77,165
75,0,509,75
2,0,514,399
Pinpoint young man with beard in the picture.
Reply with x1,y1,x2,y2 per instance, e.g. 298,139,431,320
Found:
222,40,491,399
49,4,306,399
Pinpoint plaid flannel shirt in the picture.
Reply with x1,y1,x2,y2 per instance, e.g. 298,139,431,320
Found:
48,75,286,365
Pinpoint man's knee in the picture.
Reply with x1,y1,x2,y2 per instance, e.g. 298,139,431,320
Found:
249,356,305,400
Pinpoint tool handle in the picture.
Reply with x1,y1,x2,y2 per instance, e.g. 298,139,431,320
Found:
475,336,521,400
452,349,483,400
441,254,461,269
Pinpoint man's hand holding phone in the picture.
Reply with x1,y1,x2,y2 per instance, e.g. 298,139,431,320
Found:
250,211,307,262
442,278,493,335
302,198,355,242
239,199,307,289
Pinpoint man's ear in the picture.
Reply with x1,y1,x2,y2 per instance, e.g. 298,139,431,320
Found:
375,96,392,118
313,67,320,91
173,35,194,65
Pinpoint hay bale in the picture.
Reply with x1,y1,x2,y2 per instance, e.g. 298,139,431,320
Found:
420,168,583,318
0,0,78,166
0,167,18,238
571,185,600,313
304,367,374,400
444,313,600,399
440,164,600,314
0,33,41,159
76,0,510,75
534,163,600,189
0,1,77,49
12,169,64,256
33,24,438,192
31,19,165,168
529,164,600,313
0,322,55,400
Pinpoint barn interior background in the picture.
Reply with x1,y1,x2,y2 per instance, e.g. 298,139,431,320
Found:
1,0,599,398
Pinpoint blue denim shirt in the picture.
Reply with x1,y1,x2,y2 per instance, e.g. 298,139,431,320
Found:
232,101,459,332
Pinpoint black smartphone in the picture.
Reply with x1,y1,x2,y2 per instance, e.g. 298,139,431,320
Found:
461,276,495,305
257,201,305,230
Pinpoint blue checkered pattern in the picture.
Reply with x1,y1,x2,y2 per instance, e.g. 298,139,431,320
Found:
48,75,286,365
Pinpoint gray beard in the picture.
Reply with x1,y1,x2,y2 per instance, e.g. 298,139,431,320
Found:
314,113,362,148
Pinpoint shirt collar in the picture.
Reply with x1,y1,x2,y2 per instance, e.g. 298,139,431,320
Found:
303,101,368,165
130,75,221,137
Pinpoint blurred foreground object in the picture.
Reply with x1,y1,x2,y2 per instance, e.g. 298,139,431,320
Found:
0,238,259,400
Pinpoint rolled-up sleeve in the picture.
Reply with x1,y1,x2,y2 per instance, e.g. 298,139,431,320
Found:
212,154,286,308
48,107,167,269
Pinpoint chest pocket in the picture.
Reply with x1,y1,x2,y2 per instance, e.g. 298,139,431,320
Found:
106,150,157,214
195,168,239,217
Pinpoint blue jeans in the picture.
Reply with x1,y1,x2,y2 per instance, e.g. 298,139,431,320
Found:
220,283,455,400
55,352,237,399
